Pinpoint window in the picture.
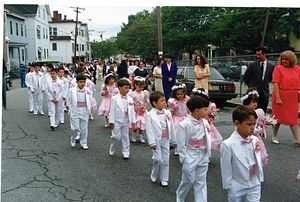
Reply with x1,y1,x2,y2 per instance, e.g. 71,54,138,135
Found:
21,24,23,36
49,27,52,36
43,28,45,39
16,23,19,36
38,50,42,61
76,44,79,51
10,21,13,35
43,9,45,20
46,29,48,39
82,44,84,51
37,25,41,39
52,27,57,36
87,44,89,51
47,49,49,58
22,49,25,61
44,49,46,59
25,25,27,37
52,43,57,51
72,43,75,52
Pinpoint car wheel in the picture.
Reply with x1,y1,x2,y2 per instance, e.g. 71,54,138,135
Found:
214,99,226,108
6,82,10,91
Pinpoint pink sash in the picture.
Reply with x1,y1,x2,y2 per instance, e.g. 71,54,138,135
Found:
250,164,258,178
188,136,206,148
124,111,128,118
77,102,87,108
54,91,56,97
162,128,168,138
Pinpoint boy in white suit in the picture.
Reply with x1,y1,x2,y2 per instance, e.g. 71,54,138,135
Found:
145,91,176,187
25,65,34,113
67,74,92,150
109,78,135,159
57,67,68,124
176,96,211,202
45,68,64,130
220,105,263,202
30,63,45,115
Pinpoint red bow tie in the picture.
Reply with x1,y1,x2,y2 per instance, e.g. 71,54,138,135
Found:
78,89,85,93
241,138,253,144
156,110,165,115
121,95,127,99
193,120,203,125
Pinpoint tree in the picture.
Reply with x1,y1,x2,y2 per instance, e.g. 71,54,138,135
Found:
91,37,120,61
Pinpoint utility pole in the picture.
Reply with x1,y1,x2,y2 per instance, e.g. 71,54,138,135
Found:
260,8,270,47
70,6,85,63
99,31,106,61
156,6,163,59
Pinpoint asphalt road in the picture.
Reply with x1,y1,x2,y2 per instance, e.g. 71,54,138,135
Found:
2,79,300,201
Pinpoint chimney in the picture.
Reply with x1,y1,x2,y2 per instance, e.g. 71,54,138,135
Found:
53,11,59,21
64,15,67,20
58,13,62,20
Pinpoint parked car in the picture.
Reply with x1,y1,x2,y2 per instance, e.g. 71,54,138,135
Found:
5,74,12,91
217,66,240,81
176,67,237,108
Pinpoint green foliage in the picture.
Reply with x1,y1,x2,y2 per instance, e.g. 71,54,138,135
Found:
91,37,120,61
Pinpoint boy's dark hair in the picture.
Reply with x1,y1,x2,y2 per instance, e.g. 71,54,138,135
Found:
64,70,69,74
74,67,85,75
191,88,210,102
164,53,172,59
34,63,40,67
50,68,57,73
58,67,64,72
186,96,209,113
257,46,267,55
171,82,187,99
242,87,259,106
149,91,165,107
47,64,53,69
76,74,86,81
118,78,131,88
232,105,258,124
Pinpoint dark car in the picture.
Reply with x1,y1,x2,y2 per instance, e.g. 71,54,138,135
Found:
176,67,237,108
5,74,12,91
217,66,240,81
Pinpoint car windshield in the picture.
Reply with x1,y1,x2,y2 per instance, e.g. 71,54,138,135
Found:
188,67,224,80
176,68,185,79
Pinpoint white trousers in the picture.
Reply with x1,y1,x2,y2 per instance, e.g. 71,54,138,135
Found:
28,88,33,111
49,101,60,126
176,147,209,202
110,118,130,156
228,180,261,202
151,136,170,182
70,107,89,147
58,99,65,122
33,89,43,113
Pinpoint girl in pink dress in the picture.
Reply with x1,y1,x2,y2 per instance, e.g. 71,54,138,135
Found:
129,76,149,143
191,87,223,150
98,73,118,127
85,73,97,120
168,82,190,155
241,87,268,166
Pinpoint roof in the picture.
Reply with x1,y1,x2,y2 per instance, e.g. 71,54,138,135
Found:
4,4,38,16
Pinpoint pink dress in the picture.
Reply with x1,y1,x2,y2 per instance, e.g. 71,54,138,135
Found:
86,79,97,111
205,102,223,150
98,83,118,116
254,108,268,167
129,90,149,130
167,96,190,130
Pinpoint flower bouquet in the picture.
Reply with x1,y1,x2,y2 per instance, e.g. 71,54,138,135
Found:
262,114,278,126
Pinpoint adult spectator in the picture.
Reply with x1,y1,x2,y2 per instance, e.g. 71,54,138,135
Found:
118,55,130,79
90,61,97,84
194,55,210,90
241,63,247,85
153,58,164,92
134,61,149,90
20,64,27,88
244,47,275,112
128,61,137,85
161,53,177,101
102,62,107,77
271,50,300,146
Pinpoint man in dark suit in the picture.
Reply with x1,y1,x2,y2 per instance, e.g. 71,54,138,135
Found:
244,47,275,112
117,55,130,79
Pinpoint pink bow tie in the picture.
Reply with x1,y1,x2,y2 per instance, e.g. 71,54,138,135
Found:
241,138,253,144
193,120,203,125
121,95,127,99
156,110,165,115
35,73,39,75
52,80,57,83
78,89,84,93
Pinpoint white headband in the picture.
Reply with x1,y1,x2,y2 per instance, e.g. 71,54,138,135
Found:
171,83,186,91
104,73,114,80
119,77,131,83
134,76,146,82
241,90,259,102
192,88,208,96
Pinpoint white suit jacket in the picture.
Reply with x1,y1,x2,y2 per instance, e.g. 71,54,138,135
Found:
45,79,64,101
220,131,264,189
67,87,92,114
30,72,44,92
25,72,33,89
176,114,211,164
145,108,176,147
57,76,68,99
109,93,135,125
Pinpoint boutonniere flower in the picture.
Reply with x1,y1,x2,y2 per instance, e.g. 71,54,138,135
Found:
58,83,61,87
39,75,42,77
87,90,90,95
64,81,66,84
205,123,211,131
255,141,261,153
87,83,90,87
166,113,171,121
129,100,133,106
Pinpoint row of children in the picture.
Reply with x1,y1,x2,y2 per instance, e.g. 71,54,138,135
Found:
25,63,269,201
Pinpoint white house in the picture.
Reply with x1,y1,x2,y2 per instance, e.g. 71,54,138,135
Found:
49,11,91,63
